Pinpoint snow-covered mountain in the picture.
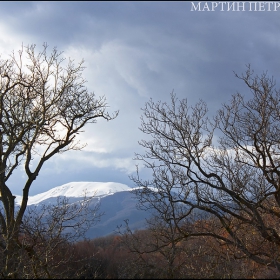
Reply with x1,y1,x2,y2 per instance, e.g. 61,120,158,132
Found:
15,182,151,239
15,182,133,205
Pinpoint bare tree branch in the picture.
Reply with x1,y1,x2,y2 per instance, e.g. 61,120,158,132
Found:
0,43,118,278
131,66,280,272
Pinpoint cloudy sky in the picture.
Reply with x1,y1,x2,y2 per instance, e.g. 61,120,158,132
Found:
0,1,280,195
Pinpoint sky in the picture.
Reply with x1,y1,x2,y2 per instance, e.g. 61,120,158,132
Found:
0,1,280,195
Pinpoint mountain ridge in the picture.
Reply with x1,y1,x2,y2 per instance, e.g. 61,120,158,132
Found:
14,181,150,239
15,181,134,205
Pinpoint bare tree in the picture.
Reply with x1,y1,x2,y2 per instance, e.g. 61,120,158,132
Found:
6,195,102,279
0,43,117,278
132,65,280,275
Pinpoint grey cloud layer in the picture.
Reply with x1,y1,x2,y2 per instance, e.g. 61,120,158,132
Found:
0,2,279,194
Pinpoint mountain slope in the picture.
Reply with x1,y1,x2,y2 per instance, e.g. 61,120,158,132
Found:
15,182,150,239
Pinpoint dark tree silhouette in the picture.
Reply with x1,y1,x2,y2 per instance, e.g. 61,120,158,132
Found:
0,43,117,278
132,65,280,272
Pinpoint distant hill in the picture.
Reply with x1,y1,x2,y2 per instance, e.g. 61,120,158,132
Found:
15,182,151,239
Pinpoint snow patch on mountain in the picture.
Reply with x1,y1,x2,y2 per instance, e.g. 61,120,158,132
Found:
15,182,133,206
